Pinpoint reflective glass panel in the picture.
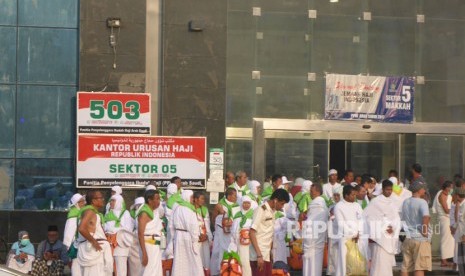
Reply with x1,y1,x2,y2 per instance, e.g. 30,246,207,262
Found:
0,0,17,25
0,27,16,84
0,85,15,158
368,18,415,76
14,158,74,210
415,135,463,197
16,85,76,158
225,139,252,174
18,0,78,28
0,159,14,209
17,28,77,85
265,131,328,182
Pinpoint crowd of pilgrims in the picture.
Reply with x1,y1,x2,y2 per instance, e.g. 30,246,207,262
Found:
7,163,465,276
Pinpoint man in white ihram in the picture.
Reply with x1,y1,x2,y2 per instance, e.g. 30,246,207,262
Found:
364,179,401,276
171,190,204,275
303,183,329,276
333,185,364,276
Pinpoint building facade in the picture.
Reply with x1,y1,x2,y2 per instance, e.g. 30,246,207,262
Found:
0,0,464,256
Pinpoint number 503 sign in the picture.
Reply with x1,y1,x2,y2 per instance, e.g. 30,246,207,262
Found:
77,92,151,135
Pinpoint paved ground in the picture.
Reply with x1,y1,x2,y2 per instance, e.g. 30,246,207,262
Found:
288,261,457,276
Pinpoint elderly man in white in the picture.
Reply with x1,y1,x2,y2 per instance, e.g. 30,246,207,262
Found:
303,183,329,276
364,179,401,276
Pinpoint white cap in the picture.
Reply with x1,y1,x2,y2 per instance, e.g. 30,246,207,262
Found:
181,190,193,202
145,185,157,191
388,177,398,186
111,186,122,195
328,169,338,176
282,176,292,184
302,180,313,193
130,197,145,210
167,183,178,196
70,193,85,206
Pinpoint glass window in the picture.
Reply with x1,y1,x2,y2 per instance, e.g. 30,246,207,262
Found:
0,159,14,209
14,158,74,210
368,18,416,76
0,0,17,25
18,0,78,28
225,139,252,174
312,15,367,75
0,27,16,84
417,81,465,123
421,19,465,82
265,131,329,182
16,85,76,158
17,28,77,85
0,85,15,158
415,135,463,197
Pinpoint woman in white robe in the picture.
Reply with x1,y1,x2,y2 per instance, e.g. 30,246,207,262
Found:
229,196,256,276
104,194,133,276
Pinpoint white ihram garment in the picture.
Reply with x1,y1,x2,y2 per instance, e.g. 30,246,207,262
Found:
432,191,455,260
333,200,364,276
363,195,401,276
77,213,113,276
303,197,329,276
229,216,253,276
172,205,204,276
136,207,163,276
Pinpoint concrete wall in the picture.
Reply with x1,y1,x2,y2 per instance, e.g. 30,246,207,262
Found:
161,0,227,149
79,0,146,92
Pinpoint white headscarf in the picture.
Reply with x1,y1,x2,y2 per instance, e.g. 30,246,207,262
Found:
181,190,193,203
294,177,305,187
110,194,124,217
145,185,156,191
167,183,178,198
130,197,145,210
239,195,256,214
111,185,123,195
248,180,261,196
302,180,313,193
69,193,85,208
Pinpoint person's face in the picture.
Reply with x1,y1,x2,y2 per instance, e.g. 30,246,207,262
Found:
194,195,205,207
417,188,426,198
310,186,320,199
175,178,182,189
274,199,286,211
149,194,161,210
47,231,59,244
368,181,376,190
226,173,235,185
357,187,367,200
344,190,357,203
77,198,86,208
242,201,251,211
227,191,238,203
237,173,247,186
345,172,354,183
110,199,116,209
333,193,341,203
382,186,393,198
256,186,262,195
93,192,105,208
329,174,338,183
273,178,283,189
355,176,362,185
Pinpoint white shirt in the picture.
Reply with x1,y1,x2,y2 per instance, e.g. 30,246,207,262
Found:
323,182,341,200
